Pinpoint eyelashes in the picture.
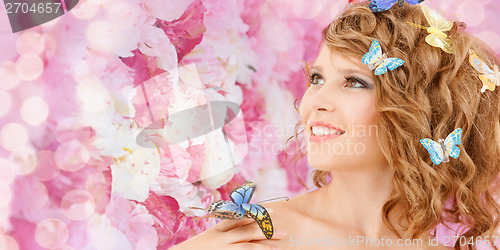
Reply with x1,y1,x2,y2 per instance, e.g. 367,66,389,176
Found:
301,61,327,86
301,61,371,89
301,61,314,87
310,72,325,86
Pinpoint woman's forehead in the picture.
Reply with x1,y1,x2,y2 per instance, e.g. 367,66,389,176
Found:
313,44,373,78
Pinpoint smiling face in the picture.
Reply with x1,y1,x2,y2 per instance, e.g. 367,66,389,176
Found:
299,44,388,172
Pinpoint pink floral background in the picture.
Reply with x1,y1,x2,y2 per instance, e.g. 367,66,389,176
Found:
0,0,499,249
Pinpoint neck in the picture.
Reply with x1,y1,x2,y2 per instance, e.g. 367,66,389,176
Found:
313,164,406,239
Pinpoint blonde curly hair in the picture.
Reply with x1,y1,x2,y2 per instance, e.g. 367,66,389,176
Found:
288,2,500,249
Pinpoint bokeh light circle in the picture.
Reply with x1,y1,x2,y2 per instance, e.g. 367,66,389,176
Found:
55,140,90,172
0,123,28,151
71,0,100,20
55,117,92,143
20,97,49,125
477,31,500,54
0,62,21,90
16,31,45,56
457,1,485,27
72,61,91,83
61,190,96,220
42,34,57,58
89,0,112,5
56,245,77,250
0,235,19,250
0,90,11,118
292,0,322,19
0,158,15,184
106,2,140,27
32,150,60,181
86,21,120,52
0,185,11,207
29,181,49,211
330,1,347,20
15,53,44,81
35,218,69,249
8,147,37,175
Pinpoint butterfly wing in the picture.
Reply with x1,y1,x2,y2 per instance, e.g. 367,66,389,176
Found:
208,200,246,220
479,75,498,92
230,181,257,206
362,40,383,66
421,5,453,32
405,0,425,5
425,34,453,54
369,0,398,12
420,139,444,165
469,50,495,74
469,50,497,92
241,203,274,239
374,60,389,75
443,128,462,159
374,58,404,75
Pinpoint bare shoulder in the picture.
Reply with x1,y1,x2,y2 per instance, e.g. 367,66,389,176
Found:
259,188,327,238
261,188,320,220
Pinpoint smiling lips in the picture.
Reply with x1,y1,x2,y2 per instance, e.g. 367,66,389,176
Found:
308,121,345,143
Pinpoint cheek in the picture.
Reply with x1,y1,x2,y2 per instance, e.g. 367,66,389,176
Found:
351,98,377,126
346,98,379,146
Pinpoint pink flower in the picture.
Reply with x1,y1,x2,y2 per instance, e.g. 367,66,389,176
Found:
120,49,155,88
160,144,193,182
131,72,174,127
139,192,214,248
138,25,178,72
105,196,158,249
143,0,195,22
154,0,208,61
185,143,204,183
216,173,247,201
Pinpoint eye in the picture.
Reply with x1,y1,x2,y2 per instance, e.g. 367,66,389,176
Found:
343,77,369,89
309,72,325,86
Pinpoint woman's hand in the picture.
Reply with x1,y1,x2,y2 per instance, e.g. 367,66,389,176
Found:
170,210,286,250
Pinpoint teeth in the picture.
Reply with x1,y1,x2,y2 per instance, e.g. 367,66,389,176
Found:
311,126,344,136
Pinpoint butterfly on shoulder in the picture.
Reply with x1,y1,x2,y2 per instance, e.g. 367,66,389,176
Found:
420,128,462,165
369,0,425,13
468,50,500,92
362,39,405,76
190,181,278,240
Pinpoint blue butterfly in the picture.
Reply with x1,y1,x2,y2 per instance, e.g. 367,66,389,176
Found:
362,39,405,76
420,128,462,165
206,181,274,239
369,0,425,13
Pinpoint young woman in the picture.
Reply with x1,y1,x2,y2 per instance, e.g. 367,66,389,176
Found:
172,2,500,249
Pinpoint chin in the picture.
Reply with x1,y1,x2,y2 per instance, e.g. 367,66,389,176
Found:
307,154,358,172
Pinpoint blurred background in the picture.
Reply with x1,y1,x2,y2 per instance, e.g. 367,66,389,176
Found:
0,0,499,249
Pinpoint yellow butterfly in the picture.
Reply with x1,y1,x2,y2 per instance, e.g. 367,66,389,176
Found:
468,50,500,92
408,5,454,54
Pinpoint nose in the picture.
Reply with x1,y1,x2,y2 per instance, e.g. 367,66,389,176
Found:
309,86,336,113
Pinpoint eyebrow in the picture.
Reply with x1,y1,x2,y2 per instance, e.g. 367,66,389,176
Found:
311,64,373,81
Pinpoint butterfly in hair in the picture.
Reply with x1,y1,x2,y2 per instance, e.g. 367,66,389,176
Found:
407,5,454,54
362,39,405,76
190,181,277,239
420,128,462,165
369,0,425,13
468,50,500,92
